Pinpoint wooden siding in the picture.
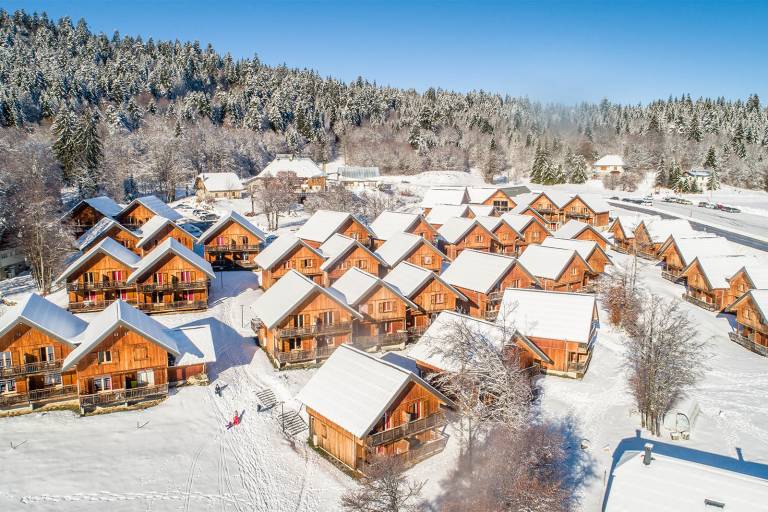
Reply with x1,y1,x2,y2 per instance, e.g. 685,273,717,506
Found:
491,222,521,256
610,220,634,252
356,285,409,336
409,277,460,326
457,264,535,318
534,255,591,292
402,242,445,273
518,219,549,253
261,244,324,289
116,203,156,228
728,270,754,306
682,260,730,310
134,253,209,306
323,246,384,285
442,224,500,259
65,204,108,236
203,218,262,267
731,296,768,347
139,223,195,254
0,324,78,393
66,252,137,306
572,228,608,250
482,190,516,211
562,197,610,228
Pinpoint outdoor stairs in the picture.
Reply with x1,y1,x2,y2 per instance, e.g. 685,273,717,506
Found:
255,388,277,410
279,409,308,437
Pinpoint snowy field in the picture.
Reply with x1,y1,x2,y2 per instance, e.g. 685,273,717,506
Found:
3,171,768,511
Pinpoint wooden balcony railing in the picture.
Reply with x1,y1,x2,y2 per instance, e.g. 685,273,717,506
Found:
70,299,138,312
273,345,337,365
484,308,499,321
0,359,63,379
276,321,353,339
389,433,449,467
0,385,78,409
368,413,446,447
137,300,208,313
682,292,717,311
661,270,683,282
729,331,768,357
566,211,592,220
205,244,262,253
67,280,133,291
138,280,210,292
79,383,169,408
353,332,407,351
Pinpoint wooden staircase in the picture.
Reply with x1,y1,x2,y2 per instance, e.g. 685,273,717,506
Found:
279,409,308,437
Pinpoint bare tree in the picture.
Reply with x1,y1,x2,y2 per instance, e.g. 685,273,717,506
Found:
340,456,424,512
624,294,707,436
252,172,300,230
597,262,642,328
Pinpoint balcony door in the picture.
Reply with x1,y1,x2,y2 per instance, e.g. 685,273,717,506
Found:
91,375,112,393
0,351,11,369
40,346,55,363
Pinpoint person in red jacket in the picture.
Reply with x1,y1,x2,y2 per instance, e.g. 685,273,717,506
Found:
232,411,240,426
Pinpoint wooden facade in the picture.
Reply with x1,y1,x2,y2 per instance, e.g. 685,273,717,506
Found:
64,203,110,237
534,254,593,292
562,196,610,227
261,244,325,289
529,193,565,229
458,265,536,319
658,241,687,277
479,189,517,212
116,203,156,229
516,218,550,253
567,225,609,250
66,252,137,313
133,253,210,314
372,217,439,249
727,269,756,307
302,217,373,249
354,284,410,342
323,245,385,285
609,219,634,253
138,223,195,254
728,293,768,353
681,260,730,311
407,277,463,331
202,219,263,270
632,223,661,258
397,240,447,274
442,223,501,260
82,224,141,254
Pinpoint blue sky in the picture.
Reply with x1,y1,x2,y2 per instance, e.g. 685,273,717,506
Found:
5,0,768,104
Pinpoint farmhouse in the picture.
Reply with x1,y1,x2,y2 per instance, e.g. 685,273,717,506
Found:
76,217,141,253
296,209,374,248
496,288,598,377
592,154,626,176
475,216,523,255
297,345,452,473
499,212,551,253
657,234,733,280
727,264,768,307
681,255,751,311
728,290,768,357
251,270,362,367
318,234,387,285
438,217,501,259
382,261,467,333
126,238,215,314
255,154,326,193
369,211,439,247
440,249,539,319
553,219,611,249
61,196,123,237
561,195,611,227
197,210,266,270
194,172,245,199
517,245,594,292
633,218,696,258
56,237,141,313
374,232,448,273
541,237,611,275
255,234,325,289
115,195,183,228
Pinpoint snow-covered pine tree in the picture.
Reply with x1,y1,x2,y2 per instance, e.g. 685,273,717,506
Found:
703,146,718,170
51,107,77,184
655,156,668,187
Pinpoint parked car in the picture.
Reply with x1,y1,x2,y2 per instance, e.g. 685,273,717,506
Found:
662,196,678,203
199,213,219,221
698,201,716,209
640,198,653,206
677,198,693,205
720,205,741,213
176,203,195,211
609,196,620,200
265,234,278,245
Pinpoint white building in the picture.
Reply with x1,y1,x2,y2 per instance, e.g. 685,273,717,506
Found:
592,154,626,176
685,168,712,189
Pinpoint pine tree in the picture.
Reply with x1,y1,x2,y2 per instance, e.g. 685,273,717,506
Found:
51,107,77,184
687,113,702,142
530,144,550,183
703,146,718,170
655,156,668,187
565,152,589,183
668,159,682,188
72,108,103,197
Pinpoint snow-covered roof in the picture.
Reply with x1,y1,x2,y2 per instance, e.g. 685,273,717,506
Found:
260,155,324,178
441,249,528,294
510,192,538,209
570,194,611,214
296,210,371,244
541,236,607,264
172,324,217,366
517,245,587,280
685,168,712,178
611,215,656,238
195,172,245,192
196,210,266,245
593,154,625,167
126,238,214,283
331,166,380,180
318,234,386,272
438,217,497,245
296,345,451,438
374,232,444,268
496,288,596,344
604,449,768,512
425,204,470,225
553,220,610,244
251,270,361,329
120,196,183,222
56,237,141,284
382,261,467,302
641,219,696,244
730,289,768,323
63,300,181,371
467,204,496,217
685,255,752,290
330,267,417,309
0,294,88,346
534,190,572,209
466,187,501,204
135,215,181,248
75,217,136,251
62,196,123,221
733,264,768,290
473,215,503,233
421,187,469,208
660,235,735,268
254,233,322,270
369,211,421,241
500,212,544,234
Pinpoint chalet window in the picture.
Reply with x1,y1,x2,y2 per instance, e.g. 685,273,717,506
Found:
98,350,113,364
291,314,307,328
179,271,193,283
422,255,433,265
180,291,194,302
502,233,509,241
153,292,164,304
153,272,167,284
242,236,249,245
119,289,128,300
739,283,745,292
92,376,112,392
474,235,484,243
134,346,149,361
112,270,123,282
302,259,314,268
405,401,422,421
431,293,445,305
746,310,752,320
355,259,368,270
0,351,11,368
40,346,55,362
379,301,394,313
85,291,98,303
320,422,327,438
137,369,155,386
82,272,95,284
380,321,395,333
340,260,350,269
282,260,294,270
493,200,507,208
288,337,302,351
44,373,61,386
571,267,578,276
532,231,540,241
216,236,226,246
510,279,520,288
0,379,16,394
321,311,334,325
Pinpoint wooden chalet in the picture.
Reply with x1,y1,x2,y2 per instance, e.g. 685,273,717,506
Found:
517,245,594,292
126,238,215,314
318,234,388,285
76,218,141,254
728,290,768,357
633,219,696,259
553,219,611,250
475,216,524,256
255,234,325,289
383,262,468,333
134,215,195,255
561,195,611,227
369,211,439,248
0,294,87,410
330,268,417,352
115,195,183,230
607,215,652,253
680,255,751,311
56,238,141,313
197,210,266,270
500,212,551,254
657,234,733,281
374,232,448,273
441,249,540,319
251,270,362,367
61,196,123,237
437,217,501,259
727,265,768,309
297,345,453,473
526,191,572,230
420,187,470,216
194,172,245,199
467,187,517,212
424,204,471,230
541,237,611,282
296,210,374,249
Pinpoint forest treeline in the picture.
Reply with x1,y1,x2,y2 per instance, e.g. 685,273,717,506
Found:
1,8,767,234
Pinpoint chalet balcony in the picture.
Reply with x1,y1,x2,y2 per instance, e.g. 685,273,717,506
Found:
389,432,449,467
273,345,337,365
137,280,210,292
67,280,133,291
353,332,408,351
205,244,262,253
79,383,169,408
275,321,353,339
682,292,717,311
729,331,768,357
566,211,592,220
661,270,683,283
0,359,63,379
367,413,446,447
137,300,208,313
484,308,499,321
70,299,138,313
0,385,78,409
533,207,558,215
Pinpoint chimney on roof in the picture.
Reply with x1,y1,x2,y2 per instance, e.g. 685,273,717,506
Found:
643,443,654,465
